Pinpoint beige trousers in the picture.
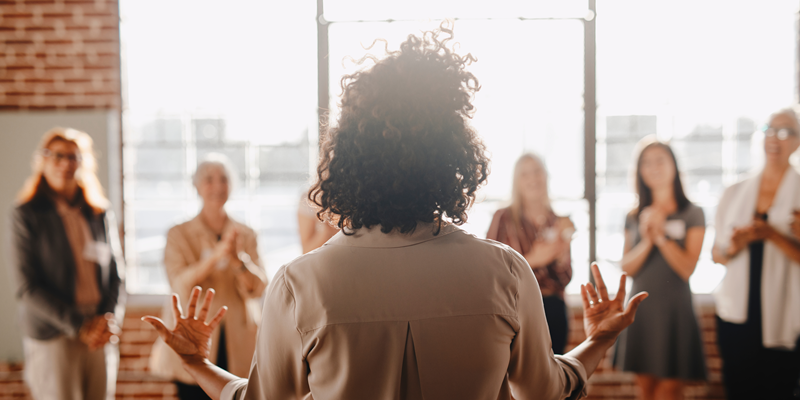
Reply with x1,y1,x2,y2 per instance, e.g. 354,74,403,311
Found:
23,336,118,400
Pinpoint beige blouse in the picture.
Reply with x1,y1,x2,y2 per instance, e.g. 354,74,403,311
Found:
222,223,587,400
149,215,267,383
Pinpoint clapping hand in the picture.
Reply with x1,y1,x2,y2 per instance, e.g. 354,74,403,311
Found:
142,287,227,365
581,263,648,343
79,313,120,351
639,207,666,242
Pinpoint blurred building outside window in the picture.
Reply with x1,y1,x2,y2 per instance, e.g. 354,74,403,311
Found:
120,0,798,295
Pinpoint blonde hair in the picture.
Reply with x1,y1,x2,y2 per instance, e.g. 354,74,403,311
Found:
16,127,108,214
509,153,551,224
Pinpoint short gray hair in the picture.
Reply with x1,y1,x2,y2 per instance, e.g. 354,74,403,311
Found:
193,153,238,194
769,107,800,131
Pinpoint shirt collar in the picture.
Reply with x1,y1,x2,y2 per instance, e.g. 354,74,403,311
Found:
326,222,461,248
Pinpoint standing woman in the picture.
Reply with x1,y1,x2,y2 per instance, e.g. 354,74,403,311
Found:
487,153,574,354
11,128,125,400
616,140,707,400
149,155,267,400
712,109,800,400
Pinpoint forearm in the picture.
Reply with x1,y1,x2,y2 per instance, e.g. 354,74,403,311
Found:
565,337,615,378
621,239,653,276
655,239,697,281
22,288,85,336
767,230,800,263
182,359,242,400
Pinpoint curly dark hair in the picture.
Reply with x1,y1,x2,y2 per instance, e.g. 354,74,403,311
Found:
309,24,490,235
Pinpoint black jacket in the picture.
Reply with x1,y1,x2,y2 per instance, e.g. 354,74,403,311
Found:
10,192,125,340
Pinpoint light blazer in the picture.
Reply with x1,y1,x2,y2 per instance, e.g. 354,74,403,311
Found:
714,167,800,350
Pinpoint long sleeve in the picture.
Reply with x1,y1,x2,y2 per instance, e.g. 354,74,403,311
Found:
505,249,587,400
163,226,199,297
10,207,85,337
222,266,310,400
98,211,126,317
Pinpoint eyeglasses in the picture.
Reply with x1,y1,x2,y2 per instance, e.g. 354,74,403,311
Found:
41,149,82,164
762,125,798,141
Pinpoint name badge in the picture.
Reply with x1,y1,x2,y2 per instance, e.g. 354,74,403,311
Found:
664,220,687,240
84,241,112,266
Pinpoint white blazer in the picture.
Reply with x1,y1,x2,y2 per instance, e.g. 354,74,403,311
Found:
714,167,800,350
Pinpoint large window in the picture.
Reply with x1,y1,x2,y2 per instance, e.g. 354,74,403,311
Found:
324,1,591,293
594,1,798,293
120,1,317,293
120,0,798,295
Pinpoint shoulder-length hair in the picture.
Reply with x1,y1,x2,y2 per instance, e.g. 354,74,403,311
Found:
309,24,489,234
509,153,551,224
633,139,690,218
16,127,108,214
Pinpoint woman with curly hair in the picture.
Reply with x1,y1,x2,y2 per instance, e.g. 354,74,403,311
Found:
143,26,648,400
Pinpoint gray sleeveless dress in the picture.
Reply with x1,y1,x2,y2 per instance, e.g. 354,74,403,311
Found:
614,204,708,380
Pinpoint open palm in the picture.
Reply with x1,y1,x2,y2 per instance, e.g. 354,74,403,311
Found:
581,263,648,343
143,287,227,364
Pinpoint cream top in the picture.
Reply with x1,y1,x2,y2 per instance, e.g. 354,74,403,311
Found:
222,223,587,400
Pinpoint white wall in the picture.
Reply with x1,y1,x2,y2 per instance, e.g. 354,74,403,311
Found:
0,110,119,362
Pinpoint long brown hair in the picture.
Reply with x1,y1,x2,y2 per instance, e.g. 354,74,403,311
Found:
634,140,690,218
16,127,108,214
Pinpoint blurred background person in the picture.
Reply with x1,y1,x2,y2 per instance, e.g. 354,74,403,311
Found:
712,108,800,400
297,190,338,254
486,153,574,354
11,127,125,400
148,154,267,400
616,140,707,400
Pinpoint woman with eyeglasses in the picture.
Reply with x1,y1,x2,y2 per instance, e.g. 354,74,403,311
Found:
10,128,124,400
615,139,707,400
712,108,800,400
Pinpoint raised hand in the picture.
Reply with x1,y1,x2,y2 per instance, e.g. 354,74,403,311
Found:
581,263,648,343
142,287,227,364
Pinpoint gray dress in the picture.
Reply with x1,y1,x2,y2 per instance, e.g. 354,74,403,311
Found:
614,204,707,380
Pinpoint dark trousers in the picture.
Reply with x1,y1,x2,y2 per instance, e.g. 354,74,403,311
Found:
543,296,569,355
717,317,800,400
175,325,228,400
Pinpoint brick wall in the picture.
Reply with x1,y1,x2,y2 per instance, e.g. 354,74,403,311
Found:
0,0,121,110
0,302,727,400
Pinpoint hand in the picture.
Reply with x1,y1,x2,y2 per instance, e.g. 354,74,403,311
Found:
638,208,654,241
213,229,238,261
751,219,775,242
142,287,227,365
554,217,576,241
792,211,800,240
79,313,120,351
581,263,648,344
525,238,567,268
729,226,759,256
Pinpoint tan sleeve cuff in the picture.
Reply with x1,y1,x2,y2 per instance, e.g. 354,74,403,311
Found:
220,378,249,400
554,354,589,400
